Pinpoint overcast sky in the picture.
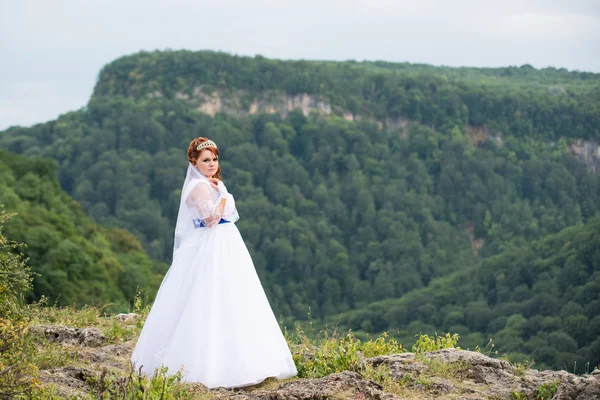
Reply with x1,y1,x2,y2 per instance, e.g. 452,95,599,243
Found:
1,0,599,131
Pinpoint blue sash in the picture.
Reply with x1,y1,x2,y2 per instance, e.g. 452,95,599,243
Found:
193,218,230,228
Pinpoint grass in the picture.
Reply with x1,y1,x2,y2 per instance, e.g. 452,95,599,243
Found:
510,391,528,400
22,291,149,346
501,355,535,377
28,339,73,370
24,296,107,328
86,365,196,400
474,338,498,358
422,358,469,380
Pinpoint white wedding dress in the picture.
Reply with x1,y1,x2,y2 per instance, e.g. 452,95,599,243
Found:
131,164,297,389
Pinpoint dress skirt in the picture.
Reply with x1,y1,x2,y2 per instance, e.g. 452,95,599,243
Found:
131,223,297,388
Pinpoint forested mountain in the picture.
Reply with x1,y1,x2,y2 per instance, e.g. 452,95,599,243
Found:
0,150,165,310
93,50,600,140
1,50,599,370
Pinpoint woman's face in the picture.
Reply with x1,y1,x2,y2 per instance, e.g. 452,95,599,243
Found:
195,149,219,178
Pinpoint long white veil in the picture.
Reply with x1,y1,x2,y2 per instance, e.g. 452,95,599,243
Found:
173,164,207,253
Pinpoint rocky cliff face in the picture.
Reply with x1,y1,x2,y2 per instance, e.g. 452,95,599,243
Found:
160,88,600,174
570,139,600,173
161,88,409,132
166,89,333,119
34,323,600,400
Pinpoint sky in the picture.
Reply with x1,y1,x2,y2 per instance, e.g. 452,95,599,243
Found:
1,0,599,131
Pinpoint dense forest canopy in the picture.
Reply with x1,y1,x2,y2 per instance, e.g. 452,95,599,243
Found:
337,215,600,372
0,150,165,310
1,50,599,371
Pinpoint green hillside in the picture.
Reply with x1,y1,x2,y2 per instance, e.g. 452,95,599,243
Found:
0,150,166,310
337,215,600,371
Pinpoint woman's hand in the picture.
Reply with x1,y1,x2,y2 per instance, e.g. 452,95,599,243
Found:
207,178,220,192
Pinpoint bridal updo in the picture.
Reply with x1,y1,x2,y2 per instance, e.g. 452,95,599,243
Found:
187,137,222,180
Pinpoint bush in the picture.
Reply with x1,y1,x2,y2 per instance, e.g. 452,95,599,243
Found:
0,207,34,320
0,319,39,398
412,332,460,354
0,207,63,398
290,326,402,378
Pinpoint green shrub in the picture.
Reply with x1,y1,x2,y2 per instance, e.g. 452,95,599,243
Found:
291,327,403,378
537,381,558,400
0,319,40,398
0,207,34,320
412,332,460,354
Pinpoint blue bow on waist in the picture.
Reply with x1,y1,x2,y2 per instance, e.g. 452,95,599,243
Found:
192,218,230,228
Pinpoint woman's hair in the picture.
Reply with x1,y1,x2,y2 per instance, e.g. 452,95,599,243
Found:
187,137,222,180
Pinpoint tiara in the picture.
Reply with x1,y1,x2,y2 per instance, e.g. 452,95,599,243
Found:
196,140,217,151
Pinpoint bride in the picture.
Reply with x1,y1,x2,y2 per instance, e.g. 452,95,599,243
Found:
131,137,298,388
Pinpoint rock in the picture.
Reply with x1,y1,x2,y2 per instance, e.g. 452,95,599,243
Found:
248,371,397,400
426,349,511,369
207,371,397,400
78,341,134,366
569,139,600,173
367,353,428,379
419,377,456,395
554,375,600,400
30,325,106,347
366,349,600,399
39,366,97,399
366,352,457,396
114,313,139,323
429,349,513,385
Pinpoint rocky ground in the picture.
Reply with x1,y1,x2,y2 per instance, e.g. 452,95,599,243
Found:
31,322,600,400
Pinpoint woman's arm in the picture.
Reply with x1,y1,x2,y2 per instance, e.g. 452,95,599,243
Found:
187,183,226,228
214,180,239,223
